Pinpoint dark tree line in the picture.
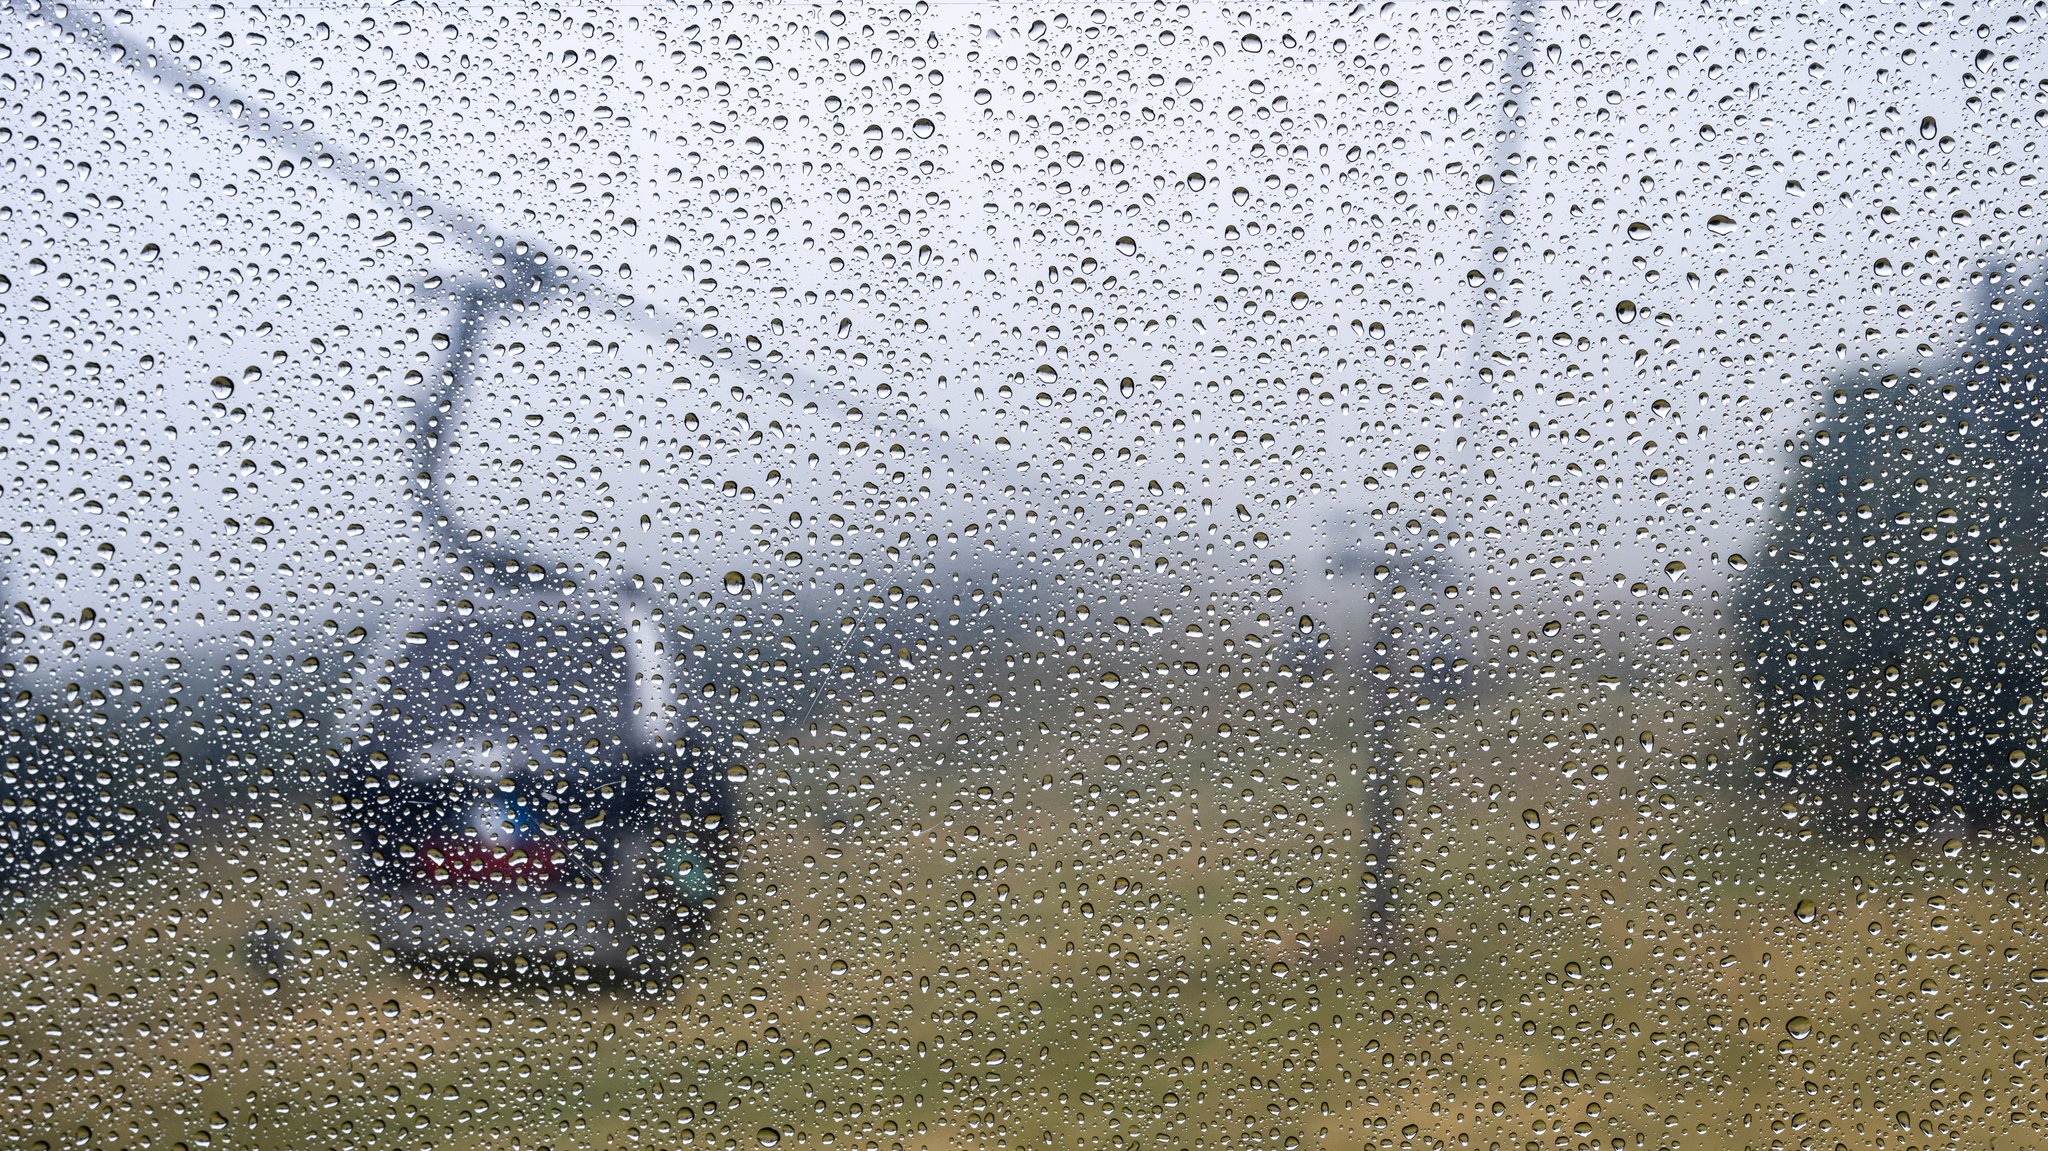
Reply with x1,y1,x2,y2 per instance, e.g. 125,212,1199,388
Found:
1740,259,2048,834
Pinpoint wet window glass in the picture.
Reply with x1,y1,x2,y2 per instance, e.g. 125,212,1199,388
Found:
4,4,2046,1148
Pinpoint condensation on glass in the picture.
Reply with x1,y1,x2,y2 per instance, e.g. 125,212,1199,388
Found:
2,5,2044,1149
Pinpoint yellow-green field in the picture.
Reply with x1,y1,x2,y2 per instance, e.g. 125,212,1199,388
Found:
4,667,2045,1151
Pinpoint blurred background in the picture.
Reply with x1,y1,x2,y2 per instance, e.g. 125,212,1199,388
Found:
2,3,2046,1149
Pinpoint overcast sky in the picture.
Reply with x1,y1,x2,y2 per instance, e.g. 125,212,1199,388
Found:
2,2,2041,693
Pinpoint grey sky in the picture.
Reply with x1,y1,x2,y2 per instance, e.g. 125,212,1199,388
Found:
3,2,2040,696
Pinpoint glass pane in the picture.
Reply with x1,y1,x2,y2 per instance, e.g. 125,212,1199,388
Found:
4,4,2044,1149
